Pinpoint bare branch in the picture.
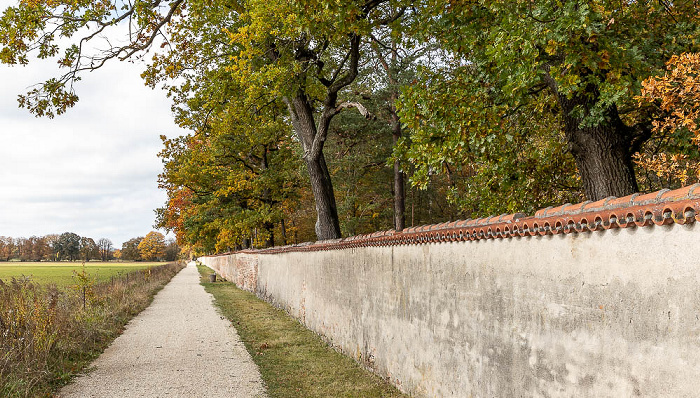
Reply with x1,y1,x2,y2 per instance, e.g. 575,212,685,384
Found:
328,34,361,95
120,0,184,60
334,101,374,119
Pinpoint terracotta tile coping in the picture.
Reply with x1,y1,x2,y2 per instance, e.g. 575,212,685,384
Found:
206,184,700,256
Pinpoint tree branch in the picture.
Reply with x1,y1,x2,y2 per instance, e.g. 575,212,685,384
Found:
334,101,374,119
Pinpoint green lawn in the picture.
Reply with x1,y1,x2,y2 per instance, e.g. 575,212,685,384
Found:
0,262,167,287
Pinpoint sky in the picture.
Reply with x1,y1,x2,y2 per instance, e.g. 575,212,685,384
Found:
0,2,188,247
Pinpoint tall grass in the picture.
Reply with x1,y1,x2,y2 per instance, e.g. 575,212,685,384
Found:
0,262,185,397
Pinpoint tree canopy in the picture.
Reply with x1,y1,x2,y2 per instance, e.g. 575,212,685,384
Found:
138,231,166,261
3,0,700,254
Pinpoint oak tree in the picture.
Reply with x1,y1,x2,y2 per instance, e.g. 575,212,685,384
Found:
121,237,143,261
401,1,700,201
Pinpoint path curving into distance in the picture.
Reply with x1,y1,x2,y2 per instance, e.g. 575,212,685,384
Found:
59,262,266,398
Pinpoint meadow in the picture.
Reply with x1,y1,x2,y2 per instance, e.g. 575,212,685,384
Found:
0,261,167,287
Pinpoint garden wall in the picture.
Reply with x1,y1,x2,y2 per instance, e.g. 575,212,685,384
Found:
200,184,700,397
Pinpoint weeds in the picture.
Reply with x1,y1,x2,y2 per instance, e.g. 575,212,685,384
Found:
0,262,184,397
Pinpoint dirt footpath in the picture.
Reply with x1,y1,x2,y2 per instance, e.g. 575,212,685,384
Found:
59,262,266,398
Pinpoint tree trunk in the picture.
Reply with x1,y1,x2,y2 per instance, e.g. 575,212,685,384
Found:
305,153,342,240
286,93,342,241
280,34,363,241
291,219,298,244
280,219,287,245
543,70,640,200
566,123,638,200
263,222,275,248
391,113,405,231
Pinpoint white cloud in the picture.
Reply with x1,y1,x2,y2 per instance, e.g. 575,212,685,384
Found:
0,4,188,246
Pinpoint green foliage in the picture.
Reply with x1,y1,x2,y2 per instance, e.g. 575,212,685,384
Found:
54,232,80,261
326,112,396,236
6,0,700,250
155,88,304,252
120,237,143,261
0,0,185,117
79,237,99,261
398,0,700,206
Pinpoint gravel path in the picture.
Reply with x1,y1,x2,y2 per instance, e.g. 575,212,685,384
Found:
59,262,266,398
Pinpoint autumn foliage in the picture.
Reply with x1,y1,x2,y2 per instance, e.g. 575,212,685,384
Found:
137,232,166,261
3,1,700,254
637,53,700,188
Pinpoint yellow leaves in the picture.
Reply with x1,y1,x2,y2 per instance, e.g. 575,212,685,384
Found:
634,152,698,187
214,177,254,198
597,49,610,69
20,0,63,8
137,232,166,261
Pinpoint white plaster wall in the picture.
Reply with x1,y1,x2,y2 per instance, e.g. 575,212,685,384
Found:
203,223,700,397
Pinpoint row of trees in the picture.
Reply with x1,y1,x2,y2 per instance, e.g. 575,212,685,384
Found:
0,232,179,262
2,1,700,255
121,232,180,262
0,233,114,262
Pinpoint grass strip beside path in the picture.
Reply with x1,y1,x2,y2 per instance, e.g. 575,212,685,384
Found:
197,265,407,398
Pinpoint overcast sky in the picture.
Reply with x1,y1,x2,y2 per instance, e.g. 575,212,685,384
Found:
0,2,188,247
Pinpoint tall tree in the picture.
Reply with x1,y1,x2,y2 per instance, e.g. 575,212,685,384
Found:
97,238,113,261
138,231,166,261
55,232,81,261
44,234,60,261
1,0,404,241
163,238,180,261
27,236,51,261
0,237,13,261
155,77,303,251
15,237,29,261
79,237,99,261
230,1,408,239
121,237,143,261
363,8,432,230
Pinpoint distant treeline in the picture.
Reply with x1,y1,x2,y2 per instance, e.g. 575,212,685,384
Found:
0,231,179,262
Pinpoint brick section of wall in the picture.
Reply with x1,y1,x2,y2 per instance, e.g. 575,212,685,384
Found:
203,252,257,291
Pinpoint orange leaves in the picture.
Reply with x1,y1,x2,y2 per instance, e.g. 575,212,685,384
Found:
137,231,166,261
639,53,700,135
634,152,696,187
636,53,700,188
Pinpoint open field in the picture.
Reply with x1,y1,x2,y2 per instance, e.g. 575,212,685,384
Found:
0,262,167,287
